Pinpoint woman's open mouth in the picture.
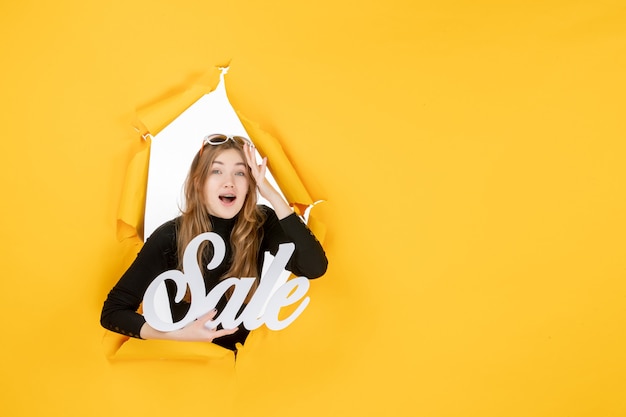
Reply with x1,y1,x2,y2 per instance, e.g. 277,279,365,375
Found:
219,194,236,205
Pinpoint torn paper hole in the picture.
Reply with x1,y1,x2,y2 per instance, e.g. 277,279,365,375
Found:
144,69,286,239
144,68,291,322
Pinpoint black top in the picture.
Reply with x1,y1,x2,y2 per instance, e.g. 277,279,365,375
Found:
101,205,328,351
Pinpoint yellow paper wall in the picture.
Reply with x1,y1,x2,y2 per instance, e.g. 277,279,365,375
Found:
1,1,625,416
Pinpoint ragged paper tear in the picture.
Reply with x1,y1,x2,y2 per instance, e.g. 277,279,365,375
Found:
143,67,257,238
116,65,325,242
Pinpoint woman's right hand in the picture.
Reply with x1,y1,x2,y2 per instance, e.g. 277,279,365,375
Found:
140,309,238,342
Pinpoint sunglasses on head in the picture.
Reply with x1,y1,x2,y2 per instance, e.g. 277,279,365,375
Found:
200,134,253,156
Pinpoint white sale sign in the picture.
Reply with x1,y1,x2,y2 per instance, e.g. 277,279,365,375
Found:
142,232,311,332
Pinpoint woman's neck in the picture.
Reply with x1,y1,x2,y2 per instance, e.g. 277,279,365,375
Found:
209,214,237,234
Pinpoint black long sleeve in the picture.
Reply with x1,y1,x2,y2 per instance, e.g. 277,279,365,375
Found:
259,206,328,279
101,219,178,338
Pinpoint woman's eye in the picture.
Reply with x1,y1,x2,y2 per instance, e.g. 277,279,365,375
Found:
235,171,246,177
211,169,221,175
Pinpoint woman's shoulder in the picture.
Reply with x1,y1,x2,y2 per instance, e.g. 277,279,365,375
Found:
258,204,275,216
145,217,180,245
258,204,279,224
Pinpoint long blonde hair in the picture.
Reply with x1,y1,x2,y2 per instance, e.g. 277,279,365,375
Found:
177,137,266,301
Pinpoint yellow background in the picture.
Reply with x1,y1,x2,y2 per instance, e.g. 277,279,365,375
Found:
1,1,625,416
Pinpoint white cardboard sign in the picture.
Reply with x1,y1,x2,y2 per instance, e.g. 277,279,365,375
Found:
142,232,310,332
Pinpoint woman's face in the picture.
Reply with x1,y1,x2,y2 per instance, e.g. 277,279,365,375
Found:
203,148,249,219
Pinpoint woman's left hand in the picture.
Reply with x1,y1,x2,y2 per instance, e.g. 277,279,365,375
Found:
243,143,274,200
243,142,293,219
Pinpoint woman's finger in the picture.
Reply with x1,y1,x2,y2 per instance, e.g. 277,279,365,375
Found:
246,149,260,178
258,157,267,180
244,143,256,169
211,327,239,339
195,308,218,323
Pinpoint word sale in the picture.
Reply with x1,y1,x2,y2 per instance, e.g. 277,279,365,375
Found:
142,232,310,332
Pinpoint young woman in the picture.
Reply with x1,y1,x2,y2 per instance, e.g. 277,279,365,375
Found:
101,134,328,351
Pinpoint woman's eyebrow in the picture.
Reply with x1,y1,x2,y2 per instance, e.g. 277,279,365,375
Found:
212,160,246,166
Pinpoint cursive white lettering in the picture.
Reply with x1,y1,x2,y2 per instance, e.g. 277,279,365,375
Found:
142,232,310,333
